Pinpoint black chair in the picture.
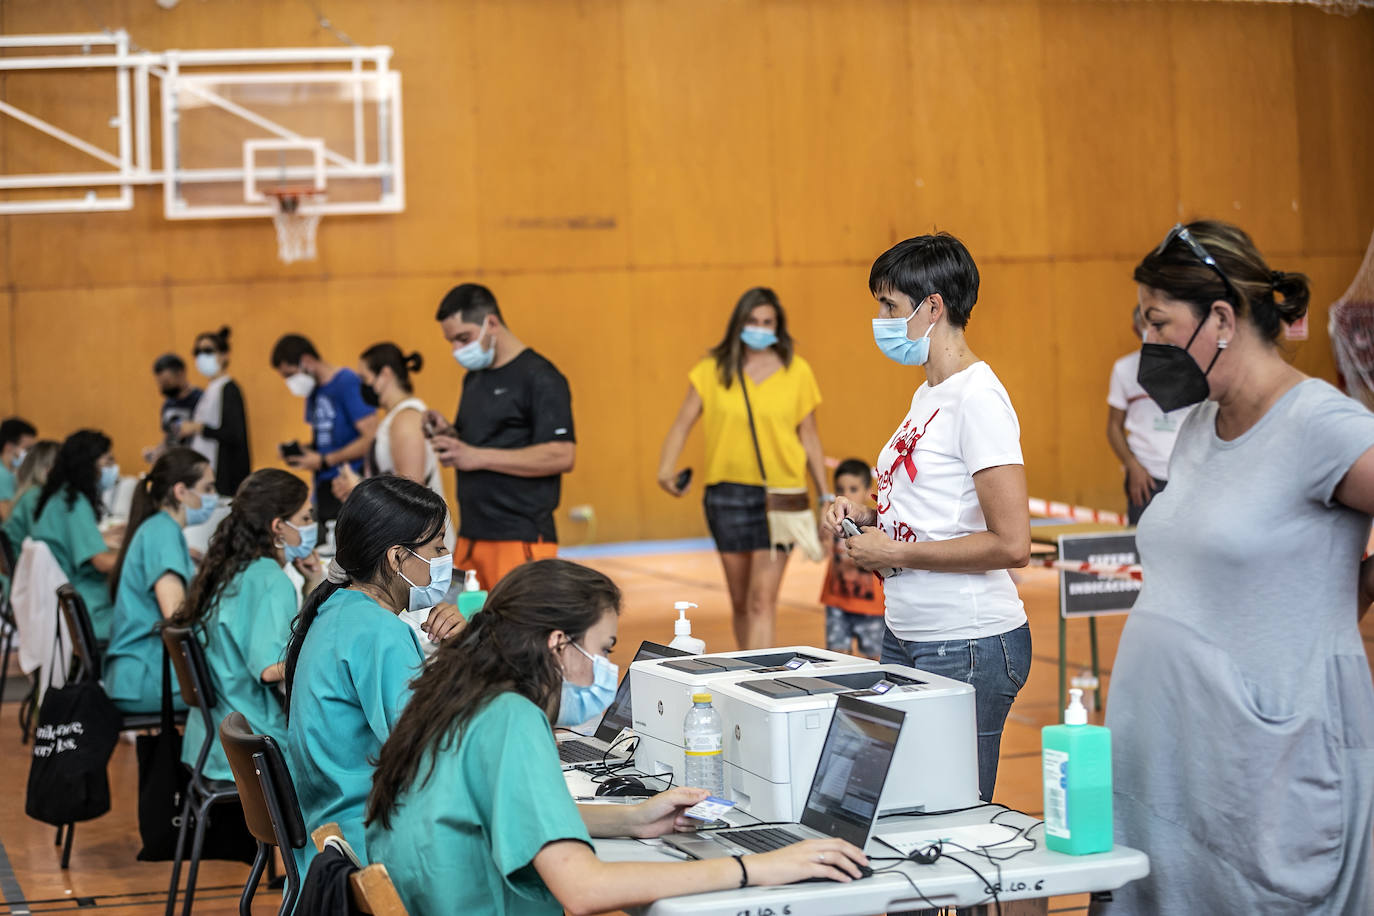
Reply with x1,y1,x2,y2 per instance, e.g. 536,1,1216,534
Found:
0,529,17,705
53,585,185,869
162,624,240,916
220,712,306,916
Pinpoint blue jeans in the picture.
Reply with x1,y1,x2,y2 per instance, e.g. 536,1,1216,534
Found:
881,622,1032,802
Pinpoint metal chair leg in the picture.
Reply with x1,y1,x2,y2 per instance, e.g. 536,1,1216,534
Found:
164,788,197,916
240,841,269,916
179,795,216,916
277,844,302,916
60,823,75,869
20,677,36,743
54,824,63,845
0,621,13,702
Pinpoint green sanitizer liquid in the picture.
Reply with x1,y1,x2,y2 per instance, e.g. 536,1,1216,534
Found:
1042,688,1114,855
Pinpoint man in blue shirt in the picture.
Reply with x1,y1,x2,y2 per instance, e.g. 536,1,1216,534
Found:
271,334,378,525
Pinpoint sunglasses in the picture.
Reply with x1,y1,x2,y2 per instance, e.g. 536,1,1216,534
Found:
1154,223,1240,307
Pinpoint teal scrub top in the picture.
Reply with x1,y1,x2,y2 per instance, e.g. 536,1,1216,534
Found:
4,487,41,548
365,693,592,916
183,556,300,782
32,491,114,641
0,464,15,502
286,588,424,874
104,511,193,710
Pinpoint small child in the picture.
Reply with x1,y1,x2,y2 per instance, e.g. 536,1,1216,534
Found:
820,459,885,660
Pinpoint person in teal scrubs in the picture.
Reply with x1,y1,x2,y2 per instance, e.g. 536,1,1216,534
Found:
365,559,870,916
0,417,37,522
104,448,214,713
172,468,324,782
284,475,463,875
3,440,59,549
32,430,122,641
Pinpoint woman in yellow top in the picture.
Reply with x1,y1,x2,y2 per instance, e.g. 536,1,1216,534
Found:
658,287,828,648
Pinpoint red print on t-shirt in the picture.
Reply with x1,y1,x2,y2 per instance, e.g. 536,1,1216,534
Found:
875,409,941,528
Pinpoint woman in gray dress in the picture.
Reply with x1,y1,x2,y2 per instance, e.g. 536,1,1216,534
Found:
1097,220,1374,915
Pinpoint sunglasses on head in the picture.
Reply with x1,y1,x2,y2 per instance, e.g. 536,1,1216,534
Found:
1154,223,1240,307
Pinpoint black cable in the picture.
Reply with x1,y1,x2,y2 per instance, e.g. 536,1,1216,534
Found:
878,801,1010,821
937,843,1002,916
869,860,945,911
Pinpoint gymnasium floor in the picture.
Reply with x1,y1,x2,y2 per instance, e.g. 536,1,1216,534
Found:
0,546,1369,915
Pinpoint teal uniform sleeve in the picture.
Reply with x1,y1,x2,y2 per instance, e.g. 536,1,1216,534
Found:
143,515,193,588
67,498,109,568
0,466,15,502
467,695,592,892
233,565,298,677
350,624,424,744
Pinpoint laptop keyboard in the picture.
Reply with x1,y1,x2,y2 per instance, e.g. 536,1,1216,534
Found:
723,827,805,853
559,740,614,764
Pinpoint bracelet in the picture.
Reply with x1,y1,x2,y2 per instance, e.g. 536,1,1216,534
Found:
733,854,749,888
818,492,836,505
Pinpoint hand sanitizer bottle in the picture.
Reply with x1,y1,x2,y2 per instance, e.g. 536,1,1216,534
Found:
668,602,705,654
457,570,487,618
1042,688,1113,855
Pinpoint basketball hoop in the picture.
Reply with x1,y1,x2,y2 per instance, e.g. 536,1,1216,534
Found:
265,187,324,264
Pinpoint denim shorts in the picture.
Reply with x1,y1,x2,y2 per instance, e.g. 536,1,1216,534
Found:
703,483,772,553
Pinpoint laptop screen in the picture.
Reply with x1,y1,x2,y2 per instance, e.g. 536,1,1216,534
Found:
594,641,690,742
798,694,905,846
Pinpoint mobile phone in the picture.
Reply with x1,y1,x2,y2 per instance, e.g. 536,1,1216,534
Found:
840,518,861,538
280,440,304,459
674,468,692,492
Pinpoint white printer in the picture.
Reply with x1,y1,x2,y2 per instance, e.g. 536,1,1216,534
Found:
643,660,980,823
630,646,876,788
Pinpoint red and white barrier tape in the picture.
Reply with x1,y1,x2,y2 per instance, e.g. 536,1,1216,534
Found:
1028,497,1127,526
1033,557,1142,582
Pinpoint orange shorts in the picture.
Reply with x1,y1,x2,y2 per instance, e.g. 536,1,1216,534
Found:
454,537,558,591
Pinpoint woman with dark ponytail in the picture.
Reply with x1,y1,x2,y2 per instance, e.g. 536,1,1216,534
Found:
332,342,455,547
1094,220,1374,915
32,430,122,640
364,559,869,916
284,475,460,873
179,325,252,496
104,448,213,713
169,468,319,782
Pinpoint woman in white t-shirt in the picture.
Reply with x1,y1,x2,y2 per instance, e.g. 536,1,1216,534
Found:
824,233,1032,802
332,343,456,549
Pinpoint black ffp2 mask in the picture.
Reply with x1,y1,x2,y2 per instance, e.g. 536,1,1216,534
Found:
359,380,381,408
1137,316,1223,412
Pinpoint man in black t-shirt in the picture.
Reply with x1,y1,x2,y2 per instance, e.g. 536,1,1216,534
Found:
429,283,575,590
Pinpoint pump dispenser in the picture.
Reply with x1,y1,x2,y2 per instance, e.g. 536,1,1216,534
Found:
668,602,705,654
1041,688,1113,855
457,569,488,618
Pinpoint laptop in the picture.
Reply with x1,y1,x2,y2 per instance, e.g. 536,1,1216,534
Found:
558,640,690,769
661,693,904,860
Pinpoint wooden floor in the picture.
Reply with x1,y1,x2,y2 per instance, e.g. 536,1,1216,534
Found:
1,548,1370,915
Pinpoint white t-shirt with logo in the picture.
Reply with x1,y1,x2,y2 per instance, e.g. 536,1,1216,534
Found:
1106,350,1190,481
876,361,1027,641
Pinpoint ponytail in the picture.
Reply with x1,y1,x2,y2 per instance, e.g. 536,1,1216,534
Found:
360,342,422,395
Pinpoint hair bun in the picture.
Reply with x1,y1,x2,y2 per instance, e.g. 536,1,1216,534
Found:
1269,269,1311,325
406,351,424,373
218,325,232,342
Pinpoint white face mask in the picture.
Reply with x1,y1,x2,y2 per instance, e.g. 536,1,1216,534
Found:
452,322,495,371
195,353,221,378
284,371,316,398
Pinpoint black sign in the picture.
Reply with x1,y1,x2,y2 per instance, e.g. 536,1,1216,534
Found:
1058,532,1140,618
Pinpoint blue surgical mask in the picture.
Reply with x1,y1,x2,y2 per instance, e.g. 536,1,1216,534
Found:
740,326,778,351
452,324,495,371
399,549,454,612
11,449,27,471
184,491,219,526
283,521,318,561
872,301,935,366
100,463,120,492
557,641,620,727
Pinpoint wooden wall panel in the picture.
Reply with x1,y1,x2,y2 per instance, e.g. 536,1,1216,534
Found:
1041,1,1179,259
471,0,630,271
622,0,775,268
1293,9,1374,255
0,0,1370,542
764,0,919,265
907,1,1051,260
1168,3,1302,253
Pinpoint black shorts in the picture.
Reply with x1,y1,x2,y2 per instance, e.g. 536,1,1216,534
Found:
703,482,787,554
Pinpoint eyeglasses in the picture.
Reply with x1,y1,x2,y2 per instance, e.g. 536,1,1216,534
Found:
1154,223,1240,307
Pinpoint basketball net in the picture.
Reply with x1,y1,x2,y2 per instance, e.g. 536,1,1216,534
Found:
1329,229,1374,411
268,190,323,264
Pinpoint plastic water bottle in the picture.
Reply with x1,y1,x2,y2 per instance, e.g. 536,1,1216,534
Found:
683,691,725,797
